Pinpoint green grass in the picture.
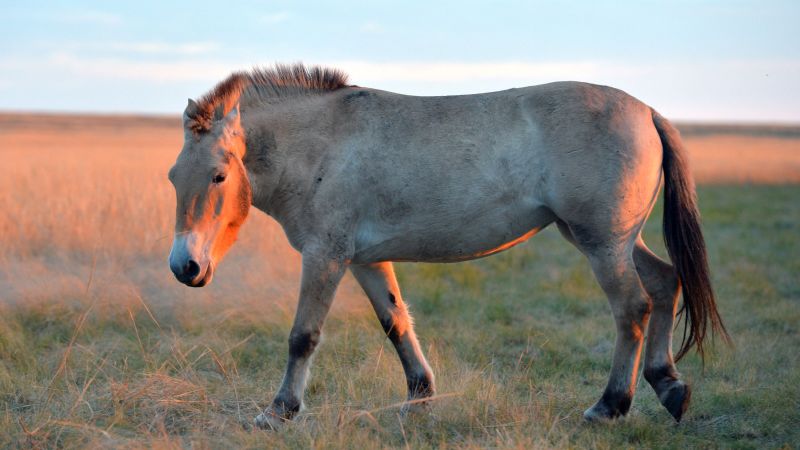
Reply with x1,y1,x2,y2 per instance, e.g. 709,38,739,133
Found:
1,185,798,449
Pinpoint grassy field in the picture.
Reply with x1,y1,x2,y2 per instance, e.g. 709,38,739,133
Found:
0,115,798,448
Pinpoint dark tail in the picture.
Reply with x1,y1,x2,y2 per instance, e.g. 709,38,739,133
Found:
652,110,731,362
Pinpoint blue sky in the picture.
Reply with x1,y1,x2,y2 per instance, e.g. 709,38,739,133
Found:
1,1,798,121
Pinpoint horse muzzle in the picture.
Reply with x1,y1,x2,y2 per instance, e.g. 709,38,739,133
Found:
169,234,215,287
172,259,214,287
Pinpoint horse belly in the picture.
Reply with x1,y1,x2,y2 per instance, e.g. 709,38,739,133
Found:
352,203,555,264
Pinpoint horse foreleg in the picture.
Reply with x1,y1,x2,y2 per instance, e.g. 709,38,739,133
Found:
350,262,435,410
255,246,347,430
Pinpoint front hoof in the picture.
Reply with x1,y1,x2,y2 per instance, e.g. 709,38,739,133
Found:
401,374,435,417
254,401,300,430
400,397,433,418
254,410,285,431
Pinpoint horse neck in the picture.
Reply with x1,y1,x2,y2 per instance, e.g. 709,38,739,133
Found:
240,103,319,221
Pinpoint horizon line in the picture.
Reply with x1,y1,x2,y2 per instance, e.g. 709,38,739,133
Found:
3,109,800,130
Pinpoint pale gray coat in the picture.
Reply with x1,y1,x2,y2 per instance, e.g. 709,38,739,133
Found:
167,65,728,430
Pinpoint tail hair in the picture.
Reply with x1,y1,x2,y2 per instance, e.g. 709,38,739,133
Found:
653,110,732,362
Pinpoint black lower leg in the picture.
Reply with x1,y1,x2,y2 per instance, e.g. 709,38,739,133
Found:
596,387,634,419
406,371,435,399
269,395,301,419
379,316,435,399
644,365,691,422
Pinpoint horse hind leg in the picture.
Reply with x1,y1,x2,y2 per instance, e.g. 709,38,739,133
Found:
557,220,651,420
634,240,691,422
350,262,435,410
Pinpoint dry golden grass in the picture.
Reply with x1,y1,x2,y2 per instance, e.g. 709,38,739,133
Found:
0,113,366,312
685,135,800,184
0,113,382,447
1,113,798,448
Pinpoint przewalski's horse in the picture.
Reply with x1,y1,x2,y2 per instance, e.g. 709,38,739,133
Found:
167,63,729,429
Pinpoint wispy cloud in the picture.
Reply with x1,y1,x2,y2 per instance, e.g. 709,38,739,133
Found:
260,12,291,24
56,41,220,56
330,60,605,82
11,55,798,89
45,52,235,82
55,11,122,26
359,21,383,33
2,55,797,121
105,42,220,55
19,56,606,85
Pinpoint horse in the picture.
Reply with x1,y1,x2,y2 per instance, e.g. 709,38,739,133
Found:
167,63,729,429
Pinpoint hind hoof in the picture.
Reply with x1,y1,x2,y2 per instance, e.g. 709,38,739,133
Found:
660,381,691,422
583,391,632,422
583,402,621,422
584,404,613,422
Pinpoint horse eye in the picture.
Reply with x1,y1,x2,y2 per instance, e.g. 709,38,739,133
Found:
212,173,226,184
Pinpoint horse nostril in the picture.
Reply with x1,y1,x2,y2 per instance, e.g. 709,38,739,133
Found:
184,260,201,279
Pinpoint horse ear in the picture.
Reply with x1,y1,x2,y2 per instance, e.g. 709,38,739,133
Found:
224,103,240,126
183,98,199,127
212,102,226,121
222,103,244,157
221,103,241,136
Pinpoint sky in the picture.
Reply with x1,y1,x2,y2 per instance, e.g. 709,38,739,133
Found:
1,0,798,122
